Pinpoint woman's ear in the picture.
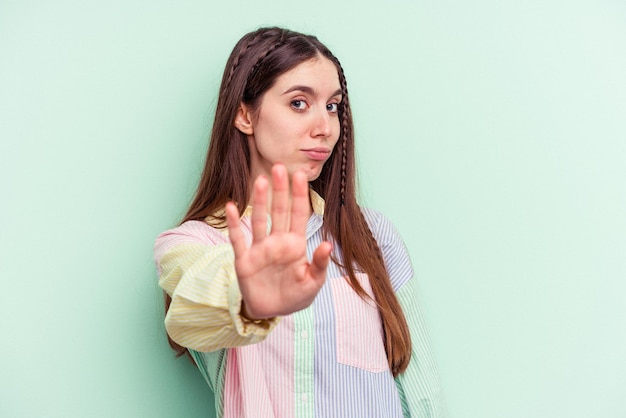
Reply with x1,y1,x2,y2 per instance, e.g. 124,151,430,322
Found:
234,103,254,135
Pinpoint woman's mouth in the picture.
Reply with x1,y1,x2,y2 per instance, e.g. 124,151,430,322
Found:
302,147,331,161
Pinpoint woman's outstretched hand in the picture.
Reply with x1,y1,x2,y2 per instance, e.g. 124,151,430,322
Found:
225,164,332,320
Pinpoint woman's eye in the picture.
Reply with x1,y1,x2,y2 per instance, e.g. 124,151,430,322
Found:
291,100,307,110
327,103,339,113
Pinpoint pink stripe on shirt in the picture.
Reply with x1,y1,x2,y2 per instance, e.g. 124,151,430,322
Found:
224,316,295,417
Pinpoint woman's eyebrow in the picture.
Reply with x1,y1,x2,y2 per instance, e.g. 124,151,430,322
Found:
282,85,343,98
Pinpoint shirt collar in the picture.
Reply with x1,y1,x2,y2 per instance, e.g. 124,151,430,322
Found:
206,189,325,228
241,188,325,217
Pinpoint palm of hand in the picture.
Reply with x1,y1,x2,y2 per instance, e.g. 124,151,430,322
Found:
226,164,332,320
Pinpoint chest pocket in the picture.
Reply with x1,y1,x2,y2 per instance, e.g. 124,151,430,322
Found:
329,273,389,373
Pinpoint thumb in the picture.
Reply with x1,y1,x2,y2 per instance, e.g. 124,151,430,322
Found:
309,241,332,283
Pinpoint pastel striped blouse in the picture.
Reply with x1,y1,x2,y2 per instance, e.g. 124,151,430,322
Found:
154,192,446,417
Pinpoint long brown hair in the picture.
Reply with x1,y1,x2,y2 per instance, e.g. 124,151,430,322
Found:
165,27,412,376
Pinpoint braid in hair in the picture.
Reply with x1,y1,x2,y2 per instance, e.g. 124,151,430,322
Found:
225,37,256,91
224,27,286,99
336,61,351,206
250,40,283,78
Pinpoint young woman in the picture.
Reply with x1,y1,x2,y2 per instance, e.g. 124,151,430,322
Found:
154,27,446,417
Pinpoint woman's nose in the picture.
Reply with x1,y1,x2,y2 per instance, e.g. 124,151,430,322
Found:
311,107,332,138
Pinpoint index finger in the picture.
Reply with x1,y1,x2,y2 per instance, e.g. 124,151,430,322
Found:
289,170,311,235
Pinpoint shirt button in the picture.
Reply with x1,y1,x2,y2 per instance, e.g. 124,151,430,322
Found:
301,393,308,402
301,330,308,339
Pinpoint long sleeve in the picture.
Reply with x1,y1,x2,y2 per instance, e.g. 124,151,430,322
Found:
365,208,447,417
395,278,448,417
154,220,280,352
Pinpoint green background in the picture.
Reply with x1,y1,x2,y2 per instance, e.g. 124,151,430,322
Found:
1,1,625,417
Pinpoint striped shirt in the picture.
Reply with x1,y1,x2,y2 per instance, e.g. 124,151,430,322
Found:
154,192,446,417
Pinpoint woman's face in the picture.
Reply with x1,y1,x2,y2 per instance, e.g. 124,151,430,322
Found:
237,56,342,182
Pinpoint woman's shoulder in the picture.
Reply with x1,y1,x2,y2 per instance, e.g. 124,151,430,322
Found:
360,207,401,240
360,206,414,290
154,219,229,257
